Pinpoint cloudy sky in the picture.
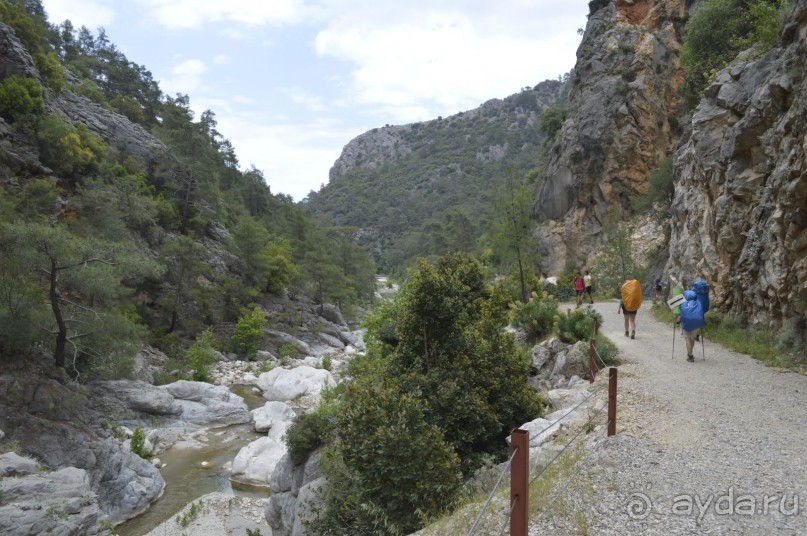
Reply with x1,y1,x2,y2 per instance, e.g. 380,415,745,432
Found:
40,0,589,200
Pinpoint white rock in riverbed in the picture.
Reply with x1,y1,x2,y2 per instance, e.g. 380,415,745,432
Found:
257,366,335,403
252,401,297,433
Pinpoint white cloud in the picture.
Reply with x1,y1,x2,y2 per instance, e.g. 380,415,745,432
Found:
213,54,231,65
137,0,309,29
280,88,328,112
218,116,364,200
314,0,588,120
159,58,207,94
42,0,116,28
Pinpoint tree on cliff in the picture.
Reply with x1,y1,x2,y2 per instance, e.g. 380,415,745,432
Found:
0,221,162,374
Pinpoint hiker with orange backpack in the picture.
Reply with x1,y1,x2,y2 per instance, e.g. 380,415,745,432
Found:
618,279,643,339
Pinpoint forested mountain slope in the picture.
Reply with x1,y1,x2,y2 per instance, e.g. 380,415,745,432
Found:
306,79,568,271
0,1,375,376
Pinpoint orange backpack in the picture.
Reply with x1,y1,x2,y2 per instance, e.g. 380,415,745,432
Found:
621,279,643,311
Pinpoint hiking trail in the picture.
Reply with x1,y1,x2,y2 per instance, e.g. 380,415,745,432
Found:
530,300,807,535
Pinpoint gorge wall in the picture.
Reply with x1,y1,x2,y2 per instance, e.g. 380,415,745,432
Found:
667,0,807,329
533,0,688,273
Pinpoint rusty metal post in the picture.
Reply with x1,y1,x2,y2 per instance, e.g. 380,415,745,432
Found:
589,339,596,383
608,367,617,437
510,429,529,536
594,317,599,335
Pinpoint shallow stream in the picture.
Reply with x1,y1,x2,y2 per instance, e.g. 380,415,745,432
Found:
116,386,268,535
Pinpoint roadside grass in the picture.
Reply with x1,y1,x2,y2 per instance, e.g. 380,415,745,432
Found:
415,436,595,535
650,301,806,373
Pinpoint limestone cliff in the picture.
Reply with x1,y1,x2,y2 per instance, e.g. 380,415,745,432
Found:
0,22,164,175
667,0,807,329
533,0,687,273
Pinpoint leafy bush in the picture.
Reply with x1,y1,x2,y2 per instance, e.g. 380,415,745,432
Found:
557,307,603,343
186,329,217,382
37,115,107,179
511,293,558,341
0,75,43,122
232,305,266,359
130,426,153,459
284,394,340,465
322,383,462,535
680,0,787,108
631,156,673,214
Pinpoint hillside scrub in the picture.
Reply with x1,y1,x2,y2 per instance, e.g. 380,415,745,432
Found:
680,0,789,108
0,1,376,376
302,253,543,534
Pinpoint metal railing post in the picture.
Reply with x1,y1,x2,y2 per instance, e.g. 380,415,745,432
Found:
608,367,617,437
589,339,596,383
510,429,529,536
594,317,599,335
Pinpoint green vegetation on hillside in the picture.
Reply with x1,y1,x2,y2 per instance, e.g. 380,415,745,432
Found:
680,0,789,108
0,0,376,378
307,80,569,273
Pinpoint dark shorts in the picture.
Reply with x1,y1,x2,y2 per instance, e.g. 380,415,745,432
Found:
576,289,585,296
585,286,593,293
622,309,637,316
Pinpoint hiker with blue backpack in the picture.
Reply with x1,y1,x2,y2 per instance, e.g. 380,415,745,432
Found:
678,279,710,362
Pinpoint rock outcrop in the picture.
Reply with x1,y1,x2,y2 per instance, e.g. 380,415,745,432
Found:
533,0,686,273
0,22,165,176
667,0,807,331
0,453,104,536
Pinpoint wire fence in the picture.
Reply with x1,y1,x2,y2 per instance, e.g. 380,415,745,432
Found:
467,320,618,536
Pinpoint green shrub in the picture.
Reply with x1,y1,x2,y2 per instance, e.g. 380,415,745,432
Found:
130,426,153,459
232,305,267,359
557,307,603,343
279,343,299,359
323,383,462,535
284,401,338,465
0,75,43,122
631,156,674,214
186,328,217,382
511,293,558,341
680,0,787,108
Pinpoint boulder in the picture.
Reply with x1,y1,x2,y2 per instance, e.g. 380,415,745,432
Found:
257,367,335,403
267,452,324,536
231,421,293,487
160,381,251,426
93,380,180,416
251,401,297,433
0,452,39,477
0,464,104,536
530,345,552,371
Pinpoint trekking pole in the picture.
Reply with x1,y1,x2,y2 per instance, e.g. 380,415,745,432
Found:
671,321,676,359
701,331,706,361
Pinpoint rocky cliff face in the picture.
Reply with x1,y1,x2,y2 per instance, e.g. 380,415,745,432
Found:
533,0,687,273
667,0,807,330
0,22,164,175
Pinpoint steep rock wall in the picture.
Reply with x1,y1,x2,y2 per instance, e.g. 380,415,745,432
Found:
534,0,687,273
667,0,807,329
0,22,164,175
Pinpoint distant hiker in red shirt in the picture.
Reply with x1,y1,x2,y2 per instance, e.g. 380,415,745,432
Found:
573,271,585,308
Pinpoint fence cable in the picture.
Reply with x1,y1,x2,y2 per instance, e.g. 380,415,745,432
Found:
466,447,519,536
528,391,609,486
529,412,612,528
496,494,520,536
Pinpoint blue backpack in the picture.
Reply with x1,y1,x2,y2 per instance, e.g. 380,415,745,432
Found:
692,280,710,314
680,290,706,331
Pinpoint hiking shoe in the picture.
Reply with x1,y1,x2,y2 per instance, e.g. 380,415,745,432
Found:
625,331,629,337
630,331,635,339
687,354,695,362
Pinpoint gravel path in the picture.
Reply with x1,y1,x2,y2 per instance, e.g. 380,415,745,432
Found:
530,300,807,535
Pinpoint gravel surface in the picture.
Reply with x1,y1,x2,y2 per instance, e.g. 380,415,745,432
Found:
529,301,807,535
